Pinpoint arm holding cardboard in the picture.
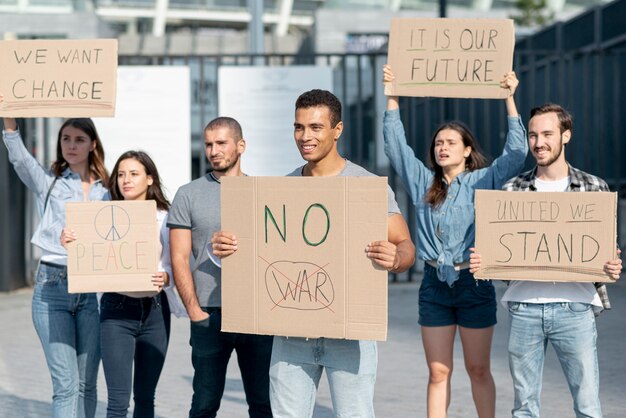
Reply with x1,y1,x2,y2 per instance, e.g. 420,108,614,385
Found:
469,247,482,274
604,249,622,280
1,95,17,132
171,228,208,322
502,71,519,117
469,247,622,280
366,213,415,273
211,231,238,258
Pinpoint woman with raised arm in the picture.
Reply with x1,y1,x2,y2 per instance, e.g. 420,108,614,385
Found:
382,66,527,418
2,102,108,418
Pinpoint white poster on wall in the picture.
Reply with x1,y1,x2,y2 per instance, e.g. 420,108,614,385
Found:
218,66,333,176
94,66,191,201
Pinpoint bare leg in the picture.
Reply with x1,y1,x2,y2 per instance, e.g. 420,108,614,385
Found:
459,326,496,418
422,325,457,418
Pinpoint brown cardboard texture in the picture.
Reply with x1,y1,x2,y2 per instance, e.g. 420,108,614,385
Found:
221,176,389,341
474,190,617,282
0,39,117,117
386,18,515,99
66,201,158,293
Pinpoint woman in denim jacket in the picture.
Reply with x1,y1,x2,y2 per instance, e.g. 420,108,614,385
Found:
382,66,528,418
63,150,186,418
2,113,109,418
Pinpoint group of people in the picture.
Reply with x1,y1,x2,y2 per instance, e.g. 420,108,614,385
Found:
0,62,621,418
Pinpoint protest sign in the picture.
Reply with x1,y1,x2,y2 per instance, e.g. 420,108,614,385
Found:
0,39,117,117
221,176,389,341
474,190,617,282
66,201,158,293
386,18,514,99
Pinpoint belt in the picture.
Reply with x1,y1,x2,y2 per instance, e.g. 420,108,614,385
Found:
40,260,67,269
425,260,470,271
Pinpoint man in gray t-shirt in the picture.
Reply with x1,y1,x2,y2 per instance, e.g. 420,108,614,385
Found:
169,117,272,418
212,90,415,418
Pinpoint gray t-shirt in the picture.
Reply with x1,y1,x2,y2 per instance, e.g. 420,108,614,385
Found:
167,173,222,307
287,159,401,215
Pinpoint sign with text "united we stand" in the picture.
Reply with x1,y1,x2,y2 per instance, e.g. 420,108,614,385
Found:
474,190,617,282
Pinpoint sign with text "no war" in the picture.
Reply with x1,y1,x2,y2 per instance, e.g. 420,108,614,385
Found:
0,39,117,117
385,18,515,99
221,176,389,341
474,190,617,282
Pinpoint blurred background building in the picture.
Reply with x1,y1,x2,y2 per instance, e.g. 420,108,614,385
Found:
1,0,625,289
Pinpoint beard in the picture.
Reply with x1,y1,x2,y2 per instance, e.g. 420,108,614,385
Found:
534,137,564,167
210,153,239,173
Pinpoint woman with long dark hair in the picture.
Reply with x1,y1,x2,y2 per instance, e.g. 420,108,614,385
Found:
63,150,186,417
2,111,108,418
382,66,528,418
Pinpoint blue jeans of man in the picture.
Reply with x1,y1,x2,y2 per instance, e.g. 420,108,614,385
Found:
31,261,100,418
189,308,273,418
507,302,602,418
270,337,377,418
100,292,171,418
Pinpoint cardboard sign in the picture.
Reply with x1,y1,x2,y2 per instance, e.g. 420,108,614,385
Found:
0,39,117,117
221,176,389,341
474,190,617,282
385,18,515,99
66,201,158,293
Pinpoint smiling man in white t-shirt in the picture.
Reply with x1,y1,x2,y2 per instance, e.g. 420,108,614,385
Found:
470,103,622,418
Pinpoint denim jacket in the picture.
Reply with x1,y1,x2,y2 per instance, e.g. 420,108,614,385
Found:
383,109,528,285
3,129,108,258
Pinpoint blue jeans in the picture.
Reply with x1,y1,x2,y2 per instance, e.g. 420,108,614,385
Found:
100,292,171,418
31,261,100,418
270,337,377,418
189,308,273,418
507,302,602,418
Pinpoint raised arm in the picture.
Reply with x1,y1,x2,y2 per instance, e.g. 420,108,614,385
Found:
2,111,53,196
501,71,519,117
383,64,400,112
382,64,432,204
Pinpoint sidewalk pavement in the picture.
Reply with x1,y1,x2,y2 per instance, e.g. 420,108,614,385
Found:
0,277,624,417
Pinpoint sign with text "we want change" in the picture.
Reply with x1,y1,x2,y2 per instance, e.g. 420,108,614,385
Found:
0,39,117,117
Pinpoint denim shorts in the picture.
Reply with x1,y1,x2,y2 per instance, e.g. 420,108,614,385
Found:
418,263,497,328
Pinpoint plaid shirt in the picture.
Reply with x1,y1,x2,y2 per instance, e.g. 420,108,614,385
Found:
503,163,612,310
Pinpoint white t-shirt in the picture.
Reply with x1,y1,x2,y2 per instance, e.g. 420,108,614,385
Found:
500,176,603,311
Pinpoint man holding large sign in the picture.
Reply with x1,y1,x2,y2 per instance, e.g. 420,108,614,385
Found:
212,90,415,417
471,103,622,418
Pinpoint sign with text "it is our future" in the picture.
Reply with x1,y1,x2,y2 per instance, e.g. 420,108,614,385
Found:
385,18,515,99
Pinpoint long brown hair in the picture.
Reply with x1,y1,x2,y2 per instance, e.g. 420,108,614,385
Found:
108,150,170,211
424,121,489,208
51,118,109,184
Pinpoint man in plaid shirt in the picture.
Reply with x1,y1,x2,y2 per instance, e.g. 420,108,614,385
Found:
470,103,622,418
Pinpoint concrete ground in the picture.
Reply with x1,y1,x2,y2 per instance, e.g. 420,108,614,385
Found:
0,277,624,417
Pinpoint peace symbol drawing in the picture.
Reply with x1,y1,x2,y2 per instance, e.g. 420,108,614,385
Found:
94,205,131,241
